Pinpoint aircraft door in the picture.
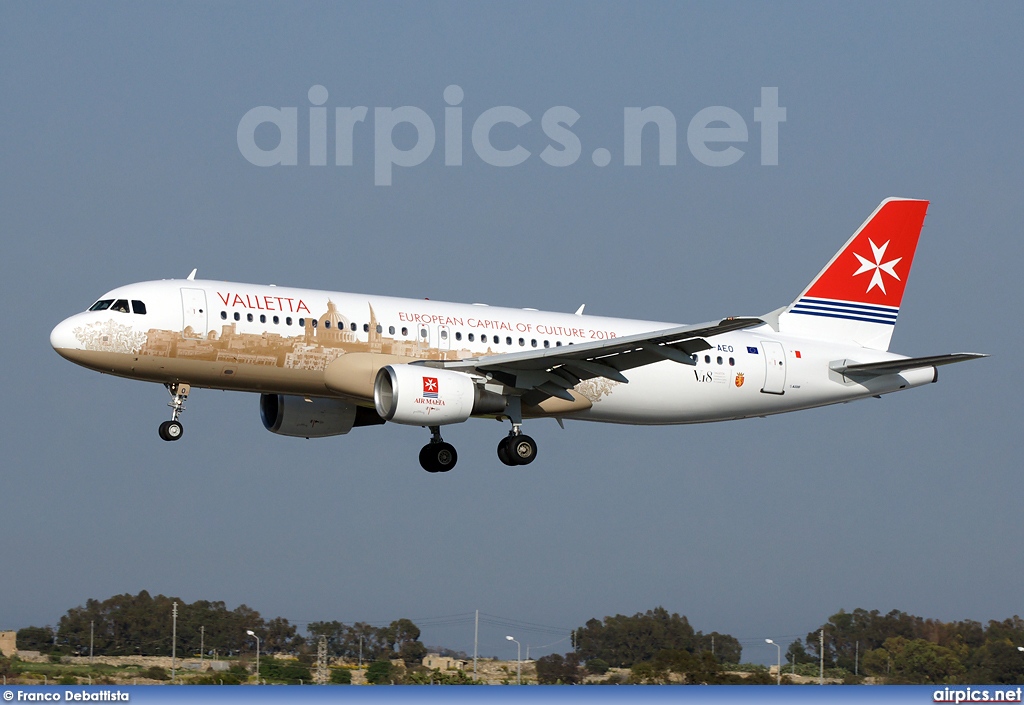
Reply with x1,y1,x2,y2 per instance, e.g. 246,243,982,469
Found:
438,325,451,355
417,323,431,350
760,340,786,394
181,288,207,339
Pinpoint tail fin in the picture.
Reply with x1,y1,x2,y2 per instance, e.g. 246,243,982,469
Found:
776,198,929,351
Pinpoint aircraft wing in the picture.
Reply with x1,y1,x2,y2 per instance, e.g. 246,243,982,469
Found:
419,317,764,401
830,352,988,378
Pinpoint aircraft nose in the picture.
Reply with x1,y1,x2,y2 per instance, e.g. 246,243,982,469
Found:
50,316,80,355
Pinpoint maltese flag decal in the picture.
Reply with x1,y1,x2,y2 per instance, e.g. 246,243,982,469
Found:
422,376,439,399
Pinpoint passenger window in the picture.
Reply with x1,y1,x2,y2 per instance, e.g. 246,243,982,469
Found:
544,340,550,348
717,356,723,365
441,330,448,340
312,319,317,328
234,312,241,321
364,324,370,333
220,311,227,320
376,324,382,334
468,333,475,342
401,327,408,336
286,317,292,326
89,299,113,311
324,320,331,329
420,328,427,338
506,336,512,345
112,299,130,313
131,300,147,315
247,313,254,323
350,322,357,332
556,341,562,347
531,339,537,348
704,355,710,363
518,338,525,346
273,316,279,325
260,314,266,324
455,332,462,341
729,357,735,366
389,326,395,335
299,318,305,326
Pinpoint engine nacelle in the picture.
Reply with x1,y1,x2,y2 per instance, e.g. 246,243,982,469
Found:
374,365,506,426
260,394,365,438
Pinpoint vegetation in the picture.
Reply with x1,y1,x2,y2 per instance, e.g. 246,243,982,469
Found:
793,609,1024,684
10,593,1024,685
574,607,742,667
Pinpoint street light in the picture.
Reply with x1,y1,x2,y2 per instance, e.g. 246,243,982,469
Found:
246,630,260,684
766,639,781,685
505,635,521,685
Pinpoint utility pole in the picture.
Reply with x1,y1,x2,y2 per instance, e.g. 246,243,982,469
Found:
89,621,94,664
315,635,328,684
819,630,824,685
200,626,205,670
855,641,859,676
473,610,478,677
358,636,363,668
711,635,715,658
172,602,178,683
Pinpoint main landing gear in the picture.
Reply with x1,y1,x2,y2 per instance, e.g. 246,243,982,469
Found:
158,383,190,442
417,397,539,472
420,426,458,473
497,428,538,466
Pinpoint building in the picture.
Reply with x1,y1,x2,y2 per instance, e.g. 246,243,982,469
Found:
0,631,16,657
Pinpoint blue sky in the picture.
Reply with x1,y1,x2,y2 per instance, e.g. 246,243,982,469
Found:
1,2,1021,663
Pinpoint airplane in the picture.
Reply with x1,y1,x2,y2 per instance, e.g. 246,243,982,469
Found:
50,198,985,472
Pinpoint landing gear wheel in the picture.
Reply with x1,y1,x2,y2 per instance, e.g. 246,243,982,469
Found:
509,434,537,465
158,420,183,442
419,442,457,473
497,437,516,466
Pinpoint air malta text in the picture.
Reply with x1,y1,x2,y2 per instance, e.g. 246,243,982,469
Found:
216,292,311,314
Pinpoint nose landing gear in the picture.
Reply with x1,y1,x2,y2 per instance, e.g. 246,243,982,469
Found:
158,383,190,442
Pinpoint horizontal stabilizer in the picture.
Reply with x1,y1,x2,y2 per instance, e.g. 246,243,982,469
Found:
831,352,987,377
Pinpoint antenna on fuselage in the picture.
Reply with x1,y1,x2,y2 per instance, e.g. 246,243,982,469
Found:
186,268,197,281
574,304,585,316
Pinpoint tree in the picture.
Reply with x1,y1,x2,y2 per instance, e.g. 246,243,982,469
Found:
535,653,583,684
16,626,54,653
365,660,396,685
329,668,352,684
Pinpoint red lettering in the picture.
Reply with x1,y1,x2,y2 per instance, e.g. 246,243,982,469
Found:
263,296,275,311
217,292,230,306
232,294,245,307
297,300,310,314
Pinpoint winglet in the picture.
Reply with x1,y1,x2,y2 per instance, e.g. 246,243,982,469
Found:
187,268,198,281
574,304,585,316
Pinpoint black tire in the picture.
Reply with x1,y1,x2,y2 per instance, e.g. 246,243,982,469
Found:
433,442,457,472
497,437,517,466
420,442,457,473
159,420,184,442
510,435,537,465
419,445,439,472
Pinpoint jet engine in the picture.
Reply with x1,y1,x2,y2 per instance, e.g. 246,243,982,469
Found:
260,394,382,438
374,365,506,426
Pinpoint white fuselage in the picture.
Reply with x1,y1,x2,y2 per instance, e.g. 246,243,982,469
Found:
50,278,935,425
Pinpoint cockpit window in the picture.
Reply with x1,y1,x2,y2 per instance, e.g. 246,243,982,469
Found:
89,299,113,311
131,300,147,315
111,299,130,313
